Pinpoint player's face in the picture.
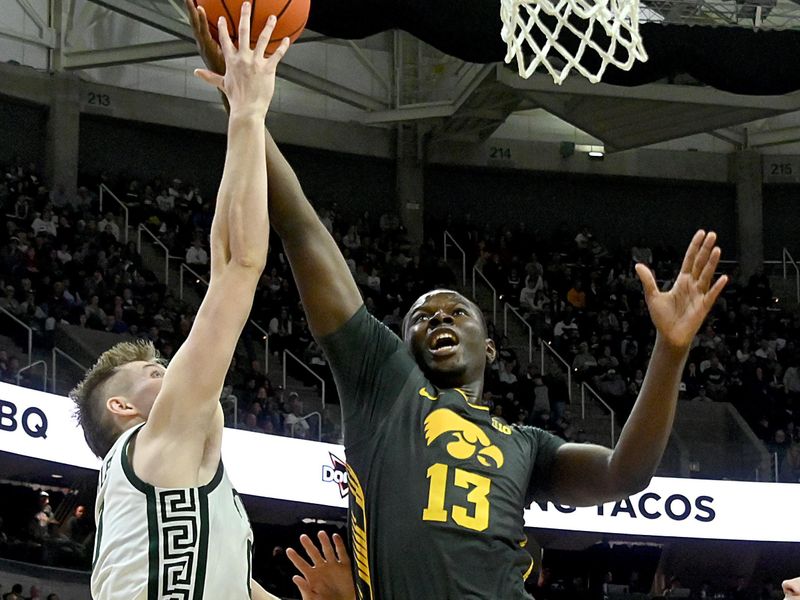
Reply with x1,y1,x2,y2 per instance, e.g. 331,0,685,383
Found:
111,361,166,419
404,290,495,387
784,576,800,599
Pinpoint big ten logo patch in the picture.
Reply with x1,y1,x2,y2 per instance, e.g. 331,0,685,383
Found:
322,452,349,498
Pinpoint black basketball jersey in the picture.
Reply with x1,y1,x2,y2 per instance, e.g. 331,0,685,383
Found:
321,306,565,600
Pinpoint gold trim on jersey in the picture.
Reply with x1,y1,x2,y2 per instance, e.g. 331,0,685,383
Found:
418,386,490,412
455,388,490,411
346,464,374,600
523,556,535,581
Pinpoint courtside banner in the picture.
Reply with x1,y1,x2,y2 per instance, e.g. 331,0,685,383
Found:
2,383,799,541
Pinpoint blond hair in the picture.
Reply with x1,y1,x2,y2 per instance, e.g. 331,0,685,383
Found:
70,340,162,458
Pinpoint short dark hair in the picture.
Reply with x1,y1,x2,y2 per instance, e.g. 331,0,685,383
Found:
401,291,487,340
70,341,162,458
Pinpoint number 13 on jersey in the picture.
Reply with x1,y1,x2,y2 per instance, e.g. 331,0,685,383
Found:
422,463,492,532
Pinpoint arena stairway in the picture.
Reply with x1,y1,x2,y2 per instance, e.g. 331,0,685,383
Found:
132,219,333,440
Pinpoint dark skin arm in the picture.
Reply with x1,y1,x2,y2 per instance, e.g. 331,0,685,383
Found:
547,231,727,505
186,0,362,338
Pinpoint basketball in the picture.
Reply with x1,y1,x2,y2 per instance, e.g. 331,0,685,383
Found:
195,0,310,54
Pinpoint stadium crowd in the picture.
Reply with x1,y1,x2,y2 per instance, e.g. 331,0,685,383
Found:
1,158,798,597
1,159,799,480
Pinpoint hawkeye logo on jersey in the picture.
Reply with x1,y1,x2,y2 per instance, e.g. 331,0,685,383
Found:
322,452,349,498
424,408,504,468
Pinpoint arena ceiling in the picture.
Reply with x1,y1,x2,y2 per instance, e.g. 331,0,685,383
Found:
3,0,800,154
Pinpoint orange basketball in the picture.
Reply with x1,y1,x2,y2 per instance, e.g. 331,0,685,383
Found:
195,0,309,54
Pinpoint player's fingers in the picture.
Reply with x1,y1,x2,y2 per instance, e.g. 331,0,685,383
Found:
291,575,314,599
197,6,213,42
634,263,659,299
238,1,252,51
255,15,277,57
217,16,235,55
194,69,225,90
267,36,291,64
680,229,705,275
704,274,728,310
286,547,314,577
317,531,336,563
332,533,350,565
691,231,716,280
185,0,200,31
299,533,326,566
698,245,721,290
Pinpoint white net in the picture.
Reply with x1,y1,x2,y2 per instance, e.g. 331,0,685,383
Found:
500,0,649,84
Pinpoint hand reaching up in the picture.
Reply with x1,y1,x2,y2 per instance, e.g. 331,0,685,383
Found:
287,532,356,600
635,230,727,351
193,2,289,117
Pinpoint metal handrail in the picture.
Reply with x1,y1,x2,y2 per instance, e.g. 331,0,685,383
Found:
179,262,270,371
443,231,467,288
581,382,617,448
503,303,533,363
472,266,498,324
283,350,326,409
137,224,171,285
248,320,271,373
782,247,800,304
0,306,32,365
290,410,322,442
98,184,130,243
16,360,47,391
539,339,572,403
179,263,209,300
773,451,779,482
51,347,88,393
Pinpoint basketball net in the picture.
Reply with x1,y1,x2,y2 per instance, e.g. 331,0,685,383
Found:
500,0,649,84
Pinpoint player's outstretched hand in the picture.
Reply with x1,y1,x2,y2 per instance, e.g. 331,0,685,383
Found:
193,2,290,115
287,532,356,600
635,230,727,351
185,0,225,76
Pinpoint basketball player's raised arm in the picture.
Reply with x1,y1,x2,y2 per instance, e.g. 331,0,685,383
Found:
138,10,290,467
544,231,727,506
187,0,363,338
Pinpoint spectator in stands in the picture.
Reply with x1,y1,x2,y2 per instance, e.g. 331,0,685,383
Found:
702,354,728,400
97,212,120,241
566,280,586,309
596,369,630,418
30,209,56,237
269,307,294,357
3,584,23,600
780,441,800,483
28,492,56,542
553,309,578,339
0,284,20,316
25,585,42,600
284,392,310,439
185,237,209,272
62,505,93,548
572,342,598,381
755,338,778,363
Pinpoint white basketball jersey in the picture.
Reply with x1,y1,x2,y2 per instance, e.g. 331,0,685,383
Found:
91,424,254,600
